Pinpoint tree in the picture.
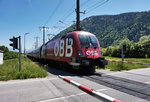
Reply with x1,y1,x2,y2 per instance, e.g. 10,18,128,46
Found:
0,46,9,53
57,11,150,48
141,38,150,58
139,35,150,42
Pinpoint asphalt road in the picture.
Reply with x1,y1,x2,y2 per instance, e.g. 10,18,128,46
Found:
0,66,150,102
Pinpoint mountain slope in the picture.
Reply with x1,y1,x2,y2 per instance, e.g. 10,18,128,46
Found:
56,11,150,48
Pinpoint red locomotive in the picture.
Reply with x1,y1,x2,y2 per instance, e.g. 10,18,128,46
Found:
27,31,107,73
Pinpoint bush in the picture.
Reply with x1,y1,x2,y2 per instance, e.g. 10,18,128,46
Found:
0,46,9,53
0,45,18,60
102,36,150,58
4,51,18,60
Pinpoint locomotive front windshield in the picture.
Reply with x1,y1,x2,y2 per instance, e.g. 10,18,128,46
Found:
78,34,98,48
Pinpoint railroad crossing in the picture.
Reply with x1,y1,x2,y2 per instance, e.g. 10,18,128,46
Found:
0,66,150,102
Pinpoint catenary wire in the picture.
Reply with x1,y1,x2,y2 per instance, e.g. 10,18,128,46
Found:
44,0,62,26
86,0,109,14
53,0,109,33
52,1,76,30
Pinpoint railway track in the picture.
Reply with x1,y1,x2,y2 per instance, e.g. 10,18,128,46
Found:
29,60,150,101
82,72,150,101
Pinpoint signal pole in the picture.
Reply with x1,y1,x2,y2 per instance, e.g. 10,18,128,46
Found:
121,44,124,62
18,36,21,72
121,44,127,62
39,26,49,45
9,36,21,72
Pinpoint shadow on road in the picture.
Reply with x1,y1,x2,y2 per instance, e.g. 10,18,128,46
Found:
36,61,88,77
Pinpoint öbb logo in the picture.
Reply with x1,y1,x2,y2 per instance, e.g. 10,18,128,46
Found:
54,38,73,57
86,51,98,56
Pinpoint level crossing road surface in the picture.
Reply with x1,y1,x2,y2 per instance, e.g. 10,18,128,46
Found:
0,67,150,102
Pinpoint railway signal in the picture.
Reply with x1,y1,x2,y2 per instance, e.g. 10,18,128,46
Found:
9,36,22,72
121,44,128,61
9,37,18,50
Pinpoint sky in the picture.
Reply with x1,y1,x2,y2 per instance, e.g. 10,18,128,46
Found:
0,0,150,52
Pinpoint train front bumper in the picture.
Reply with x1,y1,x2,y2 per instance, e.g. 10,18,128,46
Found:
70,56,108,68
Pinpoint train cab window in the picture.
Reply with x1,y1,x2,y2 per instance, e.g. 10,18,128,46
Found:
78,34,88,48
89,36,98,47
68,38,73,45
78,34,98,48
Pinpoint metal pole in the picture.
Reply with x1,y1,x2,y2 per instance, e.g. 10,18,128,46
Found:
24,34,25,57
121,44,124,61
19,36,21,72
76,0,80,31
43,26,45,45
37,37,38,47
40,26,49,45
24,33,29,57
34,36,40,48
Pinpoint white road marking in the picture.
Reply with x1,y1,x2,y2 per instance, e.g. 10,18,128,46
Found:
38,89,108,102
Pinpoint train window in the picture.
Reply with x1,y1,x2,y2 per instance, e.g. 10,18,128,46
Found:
89,36,98,47
78,34,89,48
78,34,98,48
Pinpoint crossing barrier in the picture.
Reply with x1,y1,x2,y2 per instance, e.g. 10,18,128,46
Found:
58,75,121,102
107,60,150,66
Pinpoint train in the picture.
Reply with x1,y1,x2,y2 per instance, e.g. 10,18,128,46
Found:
27,31,107,73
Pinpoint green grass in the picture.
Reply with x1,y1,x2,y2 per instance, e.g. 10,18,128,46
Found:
100,56,150,71
0,57,48,81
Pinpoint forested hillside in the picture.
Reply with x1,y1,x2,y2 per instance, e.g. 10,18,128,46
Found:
56,11,150,48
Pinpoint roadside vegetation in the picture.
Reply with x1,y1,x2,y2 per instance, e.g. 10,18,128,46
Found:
0,57,48,81
0,46,48,81
0,46,18,60
97,35,150,71
102,56,150,71
102,35,150,58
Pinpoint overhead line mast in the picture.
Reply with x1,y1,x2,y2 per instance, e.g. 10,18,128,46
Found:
76,0,81,31
34,36,40,48
39,26,49,45
76,0,85,31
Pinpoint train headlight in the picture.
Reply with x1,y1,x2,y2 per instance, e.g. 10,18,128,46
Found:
78,50,83,56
